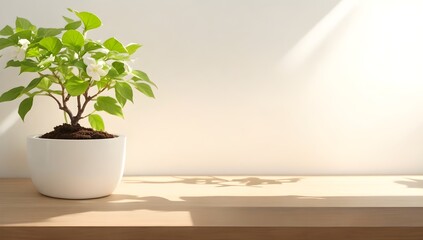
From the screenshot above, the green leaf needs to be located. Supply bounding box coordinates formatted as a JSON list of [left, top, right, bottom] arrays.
[[37, 28, 63, 37], [37, 77, 52, 90], [6, 60, 20, 68], [63, 16, 75, 23], [65, 76, 89, 96], [95, 96, 124, 118], [0, 86, 24, 102], [15, 17, 35, 32], [112, 61, 125, 74], [0, 25, 14, 36], [18, 97, 33, 121], [88, 114, 105, 131], [115, 82, 133, 103], [133, 82, 155, 98], [8, 30, 32, 44], [70, 60, 85, 69], [132, 70, 157, 88], [65, 21, 82, 30], [24, 77, 43, 93], [20, 60, 41, 73], [132, 70, 150, 81], [115, 90, 127, 107], [26, 47, 41, 57], [107, 52, 130, 61], [107, 66, 120, 78], [37, 55, 55, 68], [0, 38, 14, 50], [96, 78, 109, 89], [49, 90, 62, 95], [76, 12, 102, 31], [39, 37, 62, 55], [83, 41, 103, 52], [126, 43, 142, 55], [104, 37, 127, 53], [90, 51, 107, 59], [62, 30, 84, 51]]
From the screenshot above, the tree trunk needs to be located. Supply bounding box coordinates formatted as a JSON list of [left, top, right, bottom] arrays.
[[70, 116, 80, 126]]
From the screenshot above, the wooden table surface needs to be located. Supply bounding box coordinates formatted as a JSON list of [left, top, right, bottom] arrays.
[[2, 176, 423, 239]]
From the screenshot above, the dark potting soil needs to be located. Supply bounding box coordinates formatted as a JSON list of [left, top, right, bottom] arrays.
[[40, 124, 115, 139]]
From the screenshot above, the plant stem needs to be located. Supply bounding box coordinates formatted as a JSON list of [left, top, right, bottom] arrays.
[[71, 83, 110, 125], [81, 110, 96, 119], [64, 111, 68, 124], [50, 70, 75, 125], [44, 71, 111, 126], [77, 95, 82, 113]]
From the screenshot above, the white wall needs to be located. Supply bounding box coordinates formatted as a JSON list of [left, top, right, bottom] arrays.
[[1, 0, 423, 177]]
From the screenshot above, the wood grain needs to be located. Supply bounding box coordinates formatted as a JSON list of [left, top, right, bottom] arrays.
[[2, 227, 423, 240], [2, 176, 423, 239]]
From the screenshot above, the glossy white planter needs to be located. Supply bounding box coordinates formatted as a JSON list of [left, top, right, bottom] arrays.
[[27, 135, 126, 199]]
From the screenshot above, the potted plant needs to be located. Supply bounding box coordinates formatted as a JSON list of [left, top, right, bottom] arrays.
[[0, 9, 156, 199]]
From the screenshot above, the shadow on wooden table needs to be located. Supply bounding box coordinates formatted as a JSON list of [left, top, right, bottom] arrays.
[[3, 177, 423, 226], [124, 176, 301, 187], [4, 193, 423, 226], [395, 178, 423, 189]]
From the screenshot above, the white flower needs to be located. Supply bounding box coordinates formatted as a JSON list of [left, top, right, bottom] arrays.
[[70, 66, 79, 76], [18, 39, 30, 50], [12, 47, 25, 61], [83, 55, 95, 65], [84, 57, 108, 81], [12, 39, 31, 61]]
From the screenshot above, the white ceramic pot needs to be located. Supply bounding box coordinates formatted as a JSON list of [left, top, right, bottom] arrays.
[[27, 135, 126, 199]]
